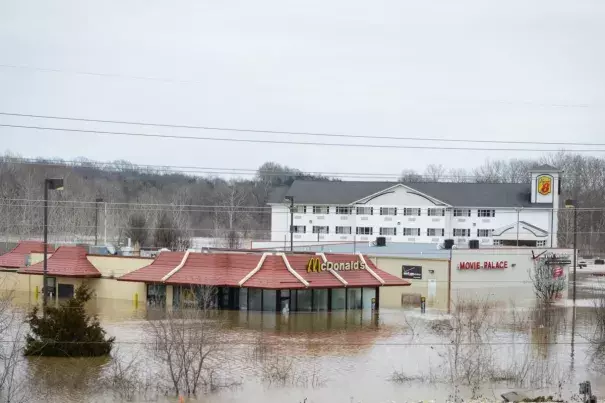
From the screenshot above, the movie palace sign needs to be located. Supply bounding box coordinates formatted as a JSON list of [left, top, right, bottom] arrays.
[[457, 261, 508, 270], [306, 257, 366, 273]]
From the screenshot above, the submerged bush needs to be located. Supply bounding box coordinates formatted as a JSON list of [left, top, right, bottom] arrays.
[[24, 284, 115, 357]]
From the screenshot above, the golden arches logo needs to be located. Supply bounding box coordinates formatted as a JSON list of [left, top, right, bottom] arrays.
[[306, 257, 323, 273], [537, 175, 552, 196]]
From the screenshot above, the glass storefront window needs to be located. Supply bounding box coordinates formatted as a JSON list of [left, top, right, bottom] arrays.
[[296, 289, 312, 312], [249, 288, 262, 311], [331, 288, 346, 310], [263, 290, 277, 312], [239, 288, 248, 310], [347, 288, 362, 310], [313, 289, 328, 311], [362, 287, 376, 310], [147, 284, 166, 307]]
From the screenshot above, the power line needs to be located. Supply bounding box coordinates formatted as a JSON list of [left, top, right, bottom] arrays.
[[0, 111, 603, 146], [2, 123, 605, 153], [3, 200, 605, 212]]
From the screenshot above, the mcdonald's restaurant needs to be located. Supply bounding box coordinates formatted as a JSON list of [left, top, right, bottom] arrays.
[[119, 250, 410, 312]]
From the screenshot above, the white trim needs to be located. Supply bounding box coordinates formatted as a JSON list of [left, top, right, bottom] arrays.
[[357, 252, 385, 285], [316, 252, 348, 287], [239, 252, 272, 287], [161, 250, 191, 282], [352, 183, 450, 207], [277, 253, 310, 287]]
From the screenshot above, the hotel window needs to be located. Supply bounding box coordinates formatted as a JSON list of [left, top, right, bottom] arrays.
[[477, 229, 492, 237], [379, 227, 397, 236], [356, 227, 373, 235], [453, 228, 471, 237], [356, 206, 373, 215], [453, 209, 471, 217], [380, 207, 397, 216], [428, 208, 445, 217], [403, 208, 421, 216], [536, 240, 547, 247], [336, 206, 353, 215], [493, 240, 503, 246], [336, 226, 352, 234], [427, 228, 445, 237], [312, 205, 329, 214], [292, 225, 306, 234], [478, 209, 496, 217], [312, 226, 329, 234], [293, 205, 306, 214], [403, 228, 421, 236]]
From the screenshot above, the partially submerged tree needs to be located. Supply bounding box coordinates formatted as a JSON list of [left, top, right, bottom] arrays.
[[529, 255, 566, 302], [24, 284, 115, 357], [146, 288, 236, 397]]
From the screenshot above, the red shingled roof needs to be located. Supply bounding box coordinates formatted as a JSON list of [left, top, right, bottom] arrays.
[[119, 251, 186, 283], [0, 241, 55, 269], [18, 246, 101, 278], [118, 252, 410, 289]]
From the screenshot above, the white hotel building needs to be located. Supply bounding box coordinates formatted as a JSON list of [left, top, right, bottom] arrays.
[[268, 165, 561, 248]]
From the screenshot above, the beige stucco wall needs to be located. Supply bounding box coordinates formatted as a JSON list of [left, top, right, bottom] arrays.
[[370, 256, 450, 310], [88, 277, 146, 304], [87, 255, 152, 278], [450, 248, 572, 307]]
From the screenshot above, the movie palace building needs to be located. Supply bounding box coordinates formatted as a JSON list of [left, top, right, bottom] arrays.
[[268, 165, 562, 249], [119, 251, 410, 312]]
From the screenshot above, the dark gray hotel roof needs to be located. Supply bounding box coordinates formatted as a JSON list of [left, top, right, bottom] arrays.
[[268, 180, 554, 208]]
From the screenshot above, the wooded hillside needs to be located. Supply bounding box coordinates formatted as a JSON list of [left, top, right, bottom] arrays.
[[0, 152, 603, 253]]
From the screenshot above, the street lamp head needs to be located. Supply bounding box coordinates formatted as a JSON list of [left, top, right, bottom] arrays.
[[564, 199, 575, 209], [284, 196, 294, 203], [46, 178, 64, 191]]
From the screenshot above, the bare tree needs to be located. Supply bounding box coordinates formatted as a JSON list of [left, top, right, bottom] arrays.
[[424, 164, 446, 182], [398, 169, 425, 182], [529, 255, 566, 302], [125, 214, 148, 247], [146, 287, 236, 398], [0, 280, 29, 403]]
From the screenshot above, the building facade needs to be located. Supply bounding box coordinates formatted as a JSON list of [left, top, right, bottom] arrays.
[[268, 165, 561, 249]]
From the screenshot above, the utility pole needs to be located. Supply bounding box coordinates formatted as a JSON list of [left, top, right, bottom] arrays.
[[103, 201, 108, 245], [43, 178, 64, 314], [284, 196, 294, 252], [565, 199, 578, 304], [94, 198, 103, 245]]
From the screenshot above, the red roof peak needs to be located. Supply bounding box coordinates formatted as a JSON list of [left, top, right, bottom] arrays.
[[0, 241, 55, 269]]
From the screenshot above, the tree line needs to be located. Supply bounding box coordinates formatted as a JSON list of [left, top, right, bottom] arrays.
[[0, 152, 603, 253]]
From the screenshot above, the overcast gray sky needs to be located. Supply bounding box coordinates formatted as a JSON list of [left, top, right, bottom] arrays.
[[1, 0, 604, 179]]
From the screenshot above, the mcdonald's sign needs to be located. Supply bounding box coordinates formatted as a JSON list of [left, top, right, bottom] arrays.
[[306, 257, 366, 273]]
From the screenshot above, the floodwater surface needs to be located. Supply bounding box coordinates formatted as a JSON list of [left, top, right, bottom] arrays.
[[11, 273, 605, 403]]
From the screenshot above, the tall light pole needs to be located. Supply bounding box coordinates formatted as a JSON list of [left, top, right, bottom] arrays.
[[284, 196, 294, 252], [565, 199, 578, 304], [94, 198, 103, 245], [43, 178, 64, 311]]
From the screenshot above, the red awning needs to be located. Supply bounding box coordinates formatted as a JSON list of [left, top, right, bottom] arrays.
[[19, 246, 101, 278], [118, 251, 410, 289], [0, 241, 55, 269]]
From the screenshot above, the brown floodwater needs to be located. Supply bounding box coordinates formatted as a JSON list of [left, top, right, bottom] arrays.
[[11, 273, 605, 403]]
